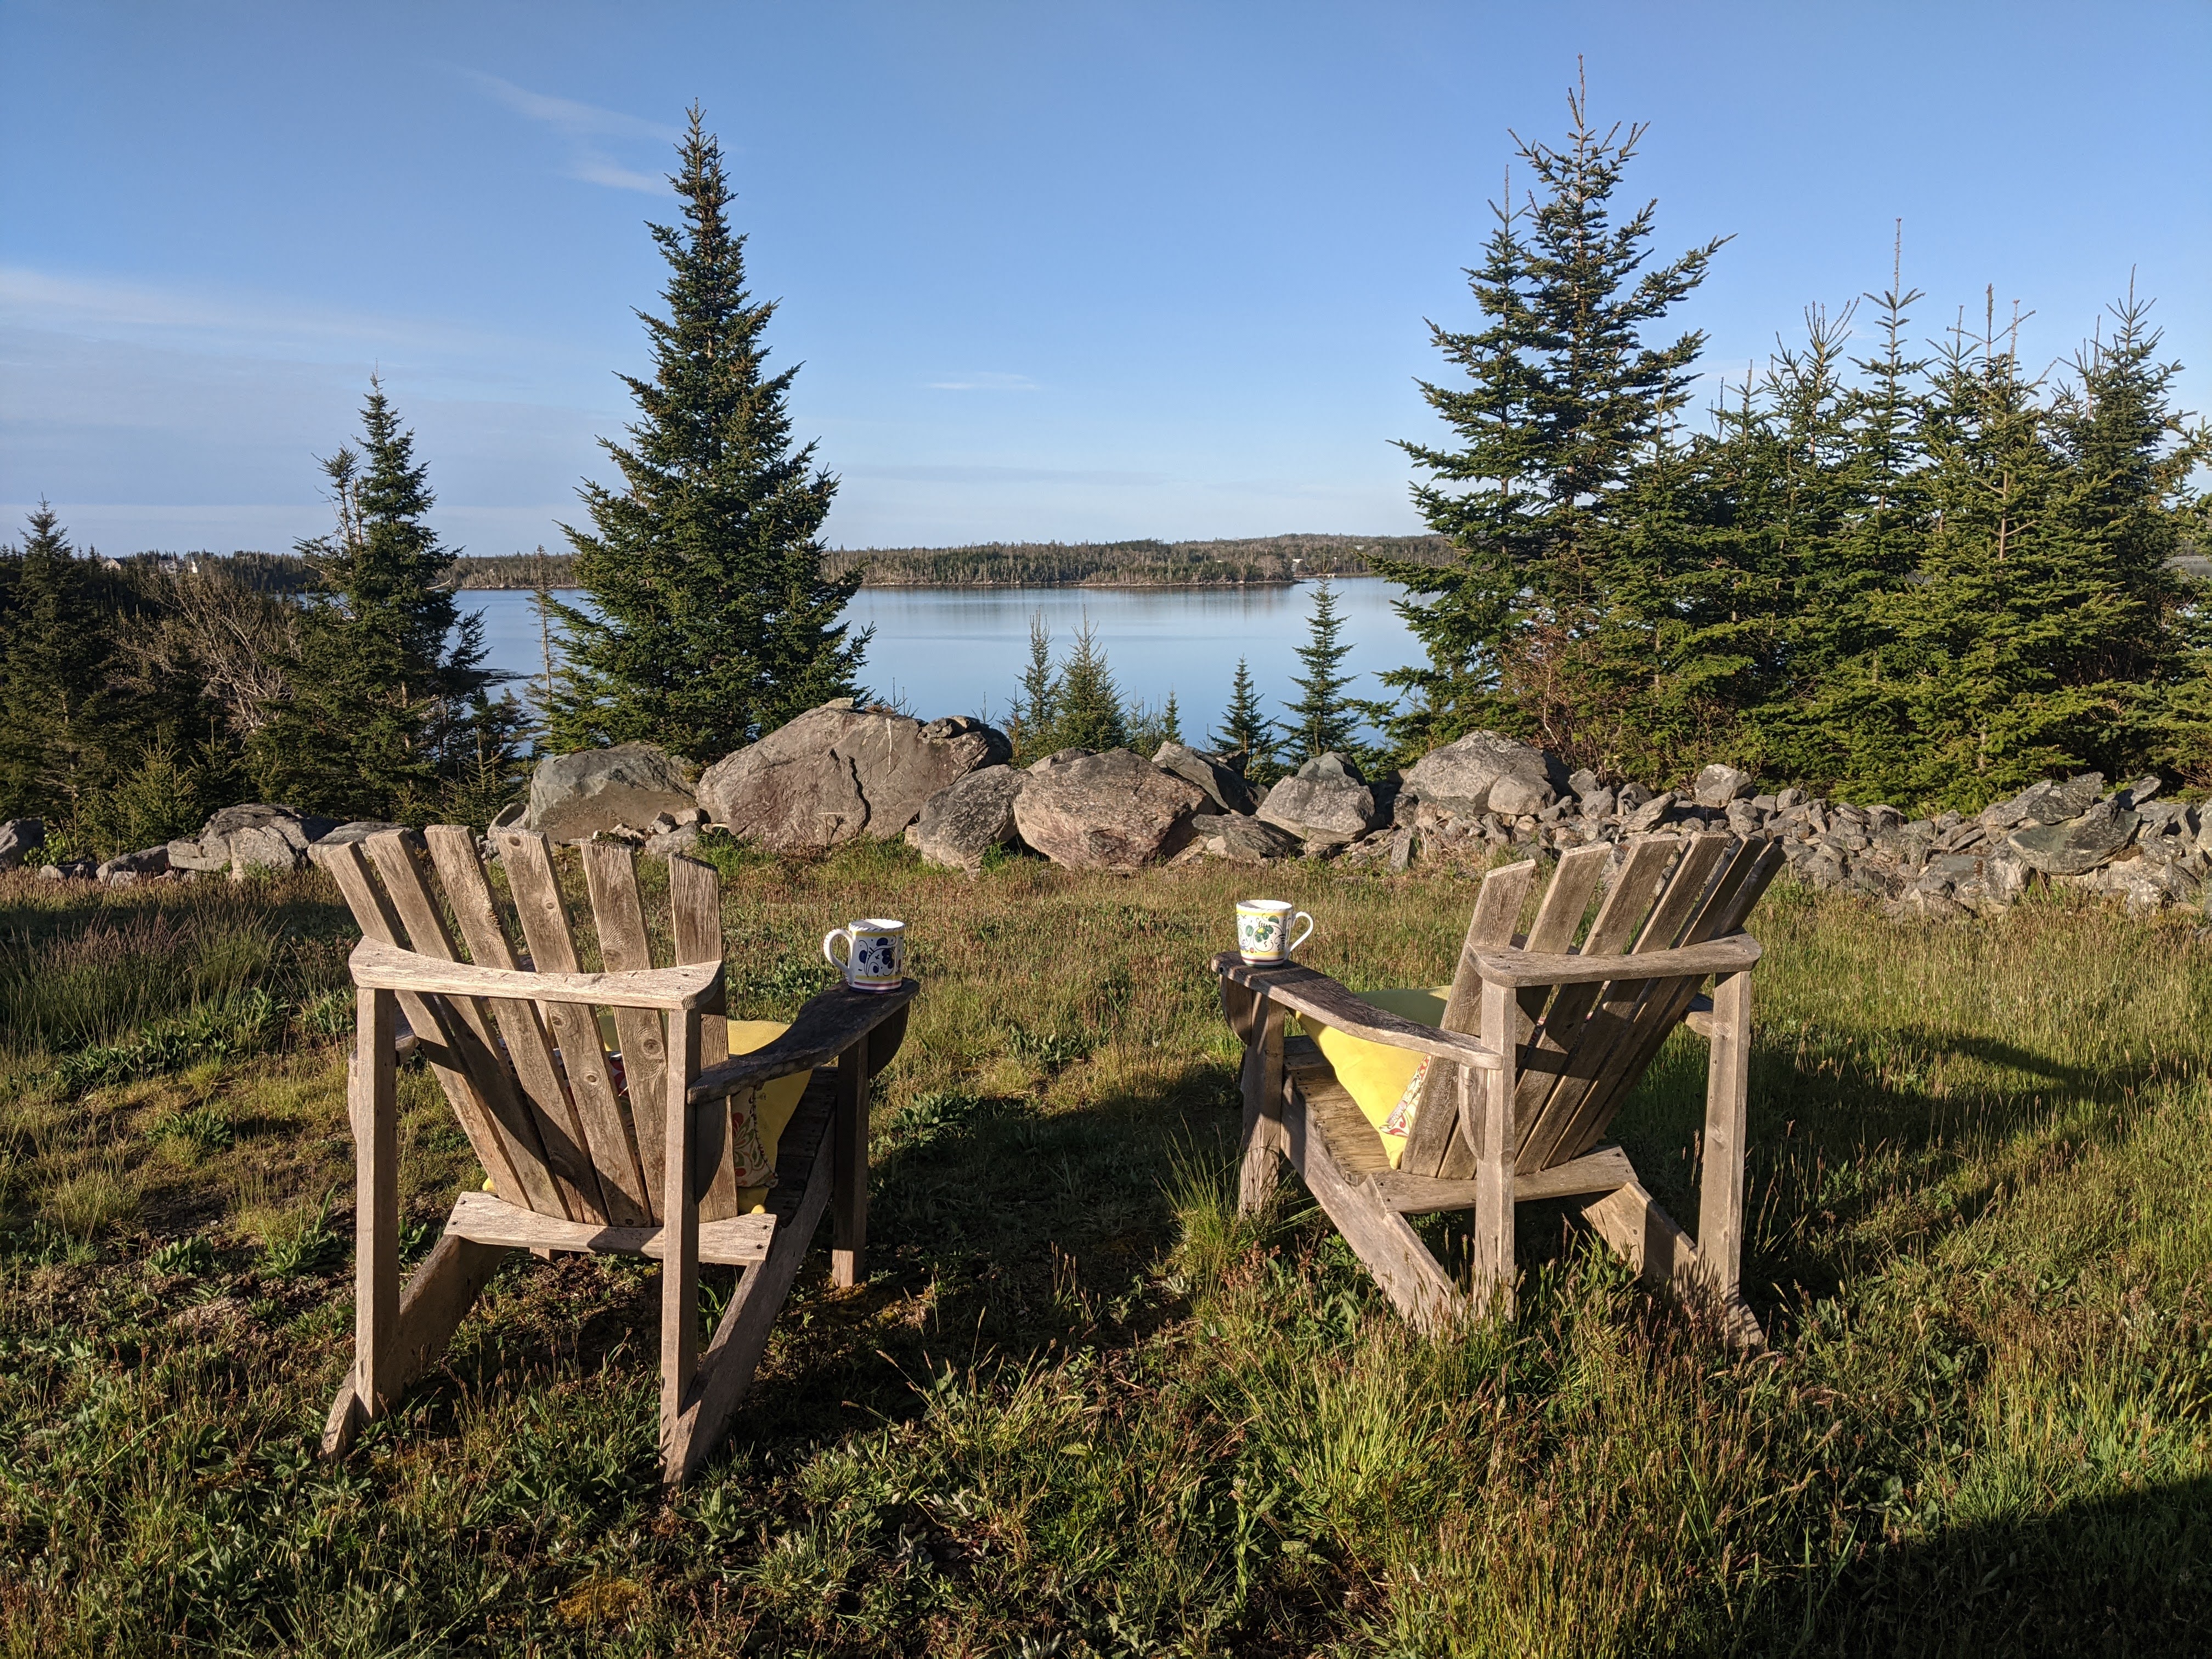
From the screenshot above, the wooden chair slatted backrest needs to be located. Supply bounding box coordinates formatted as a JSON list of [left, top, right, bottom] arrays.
[[313, 826, 741, 1232], [1396, 833, 1784, 1182]]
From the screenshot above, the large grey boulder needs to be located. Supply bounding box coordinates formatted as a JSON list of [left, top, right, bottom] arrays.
[[1401, 731, 1565, 819], [1151, 742, 1257, 815], [527, 743, 695, 844], [907, 765, 1028, 871], [1201, 813, 1306, 865], [0, 818, 43, 872], [697, 702, 1011, 854], [1258, 752, 1383, 846], [1980, 772, 2107, 831], [1691, 763, 1756, 808], [97, 845, 171, 885], [2006, 798, 2140, 876], [1011, 748, 1206, 871], [168, 804, 338, 874]]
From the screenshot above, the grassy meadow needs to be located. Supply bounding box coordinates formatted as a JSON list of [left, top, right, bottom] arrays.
[[2, 843, 2210, 1656]]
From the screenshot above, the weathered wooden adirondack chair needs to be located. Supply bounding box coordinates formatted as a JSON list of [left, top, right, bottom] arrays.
[[1215, 831, 1782, 1347], [310, 825, 916, 1486]]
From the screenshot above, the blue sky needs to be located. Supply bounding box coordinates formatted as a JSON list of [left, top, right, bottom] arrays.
[[3, 1, 2207, 558]]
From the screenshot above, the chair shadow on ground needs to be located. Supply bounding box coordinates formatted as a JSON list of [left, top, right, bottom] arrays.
[[393, 1049, 1246, 1472], [1579, 1018, 2192, 1325], [1782, 1471, 2212, 1658]]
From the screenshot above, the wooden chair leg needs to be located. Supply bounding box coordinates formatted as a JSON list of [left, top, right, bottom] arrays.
[[323, 1229, 509, 1455], [831, 1039, 869, 1289], [1469, 979, 1517, 1317], [1284, 1084, 1461, 1332], [664, 1115, 837, 1486], [1697, 969, 1753, 1302], [1237, 995, 1286, 1215], [659, 1011, 702, 1486], [325, 989, 399, 1457]]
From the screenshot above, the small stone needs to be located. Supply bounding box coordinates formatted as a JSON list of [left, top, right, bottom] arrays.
[[1617, 782, 1653, 813], [1775, 788, 1803, 810], [1691, 764, 1756, 808], [1623, 791, 1677, 834], [1568, 768, 1601, 800], [1581, 786, 1616, 819]]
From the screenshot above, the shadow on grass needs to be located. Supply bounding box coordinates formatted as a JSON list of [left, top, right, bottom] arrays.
[[1789, 1473, 2212, 1657]]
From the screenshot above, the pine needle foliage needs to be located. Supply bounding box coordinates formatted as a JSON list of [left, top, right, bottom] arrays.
[[548, 108, 865, 761], [248, 384, 504, 821], [1210, 658, 1274, 774], [1282, 578, 1389, 769], [1376, 83, 2210, 810], [1371, 69, 1726, 764], [0, 505, 124, 820]]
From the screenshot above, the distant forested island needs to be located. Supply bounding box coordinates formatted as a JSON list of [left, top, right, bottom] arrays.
[[441, 533, 1452, 589]]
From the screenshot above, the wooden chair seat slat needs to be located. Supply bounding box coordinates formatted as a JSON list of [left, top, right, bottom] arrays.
[[1299, 1067, 1392, 1180]]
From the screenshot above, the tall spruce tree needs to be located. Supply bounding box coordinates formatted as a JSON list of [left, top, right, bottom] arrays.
[[549, 108, 865, 760], [250, 383, 500, 820], [1372, 76, 1725, 765]]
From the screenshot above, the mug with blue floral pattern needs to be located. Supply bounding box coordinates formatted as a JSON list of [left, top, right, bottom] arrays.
[[823, 918, 906, 991]]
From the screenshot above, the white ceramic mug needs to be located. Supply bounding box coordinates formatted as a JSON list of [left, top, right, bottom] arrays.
[[1236, 899, 1314, 965], [823, 918, 906, 992]]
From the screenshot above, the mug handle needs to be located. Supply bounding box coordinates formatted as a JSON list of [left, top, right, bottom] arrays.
[[1289, 911, 1316, 955], [822, 927, 852, 970]]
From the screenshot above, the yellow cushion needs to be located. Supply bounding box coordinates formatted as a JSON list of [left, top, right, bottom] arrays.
[[589, 1011, 811, 1214], [1302, 985, 1452, 1170], [726, 1018, 810, 1215]]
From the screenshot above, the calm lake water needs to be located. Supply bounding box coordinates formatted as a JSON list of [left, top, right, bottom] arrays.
[[467, 580, 1421, 737]]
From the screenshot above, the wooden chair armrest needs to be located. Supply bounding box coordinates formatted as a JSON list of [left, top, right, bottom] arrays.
[[1210, 953, 1503, 1070], [688, 979, 921, 1103], [1470, 932, 1760, 990], [349, 937, 726, 1012]]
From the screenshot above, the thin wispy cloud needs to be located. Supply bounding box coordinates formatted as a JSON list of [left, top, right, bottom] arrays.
[[462, 70, 678, 195], [0, 264, 490, 359], [927, 372, 1040, 392]]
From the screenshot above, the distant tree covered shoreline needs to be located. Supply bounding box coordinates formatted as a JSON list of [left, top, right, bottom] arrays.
[[454, 533, 1449, 589], [116, 533, 1455, 591]]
